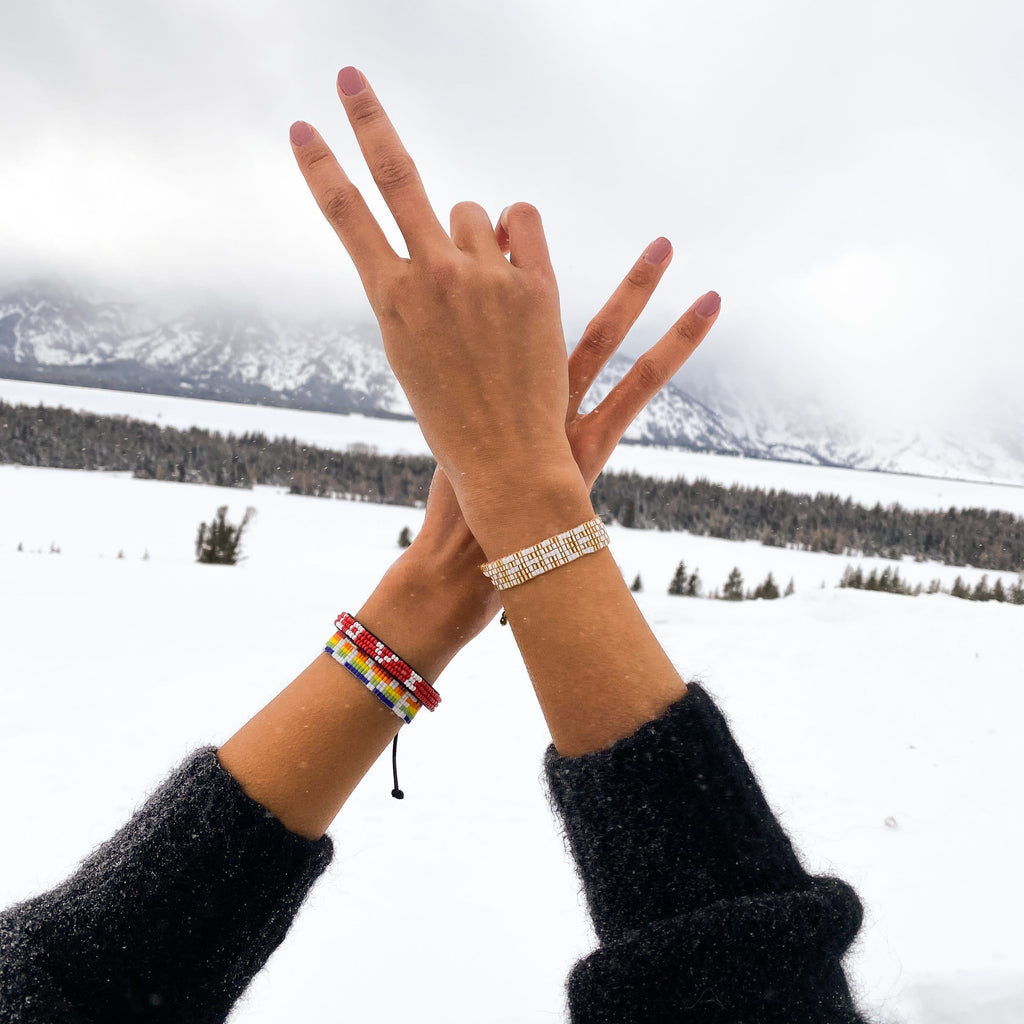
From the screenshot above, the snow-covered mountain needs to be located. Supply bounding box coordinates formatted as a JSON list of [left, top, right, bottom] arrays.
[[2, 280, 1022, 483]]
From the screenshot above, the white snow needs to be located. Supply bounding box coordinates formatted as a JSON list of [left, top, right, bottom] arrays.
[[1, 462, 1022, 1022], [4, 377, 1024, 516]]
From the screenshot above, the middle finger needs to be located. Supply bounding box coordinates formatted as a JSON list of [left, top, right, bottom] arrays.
[[336, 67, 452, 262]]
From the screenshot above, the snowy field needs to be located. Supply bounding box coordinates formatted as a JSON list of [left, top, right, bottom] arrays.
[[1, 462, 1022, 1023], [4, 376, 1024, 516]]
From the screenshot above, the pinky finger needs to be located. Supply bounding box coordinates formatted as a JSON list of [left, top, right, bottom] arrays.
[[588, 291, 721, 445]]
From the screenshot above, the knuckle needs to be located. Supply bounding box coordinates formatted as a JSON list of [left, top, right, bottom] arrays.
[[631, 354, 665, 393], [450, 200, 486, 219], [348, 99, 385, 129], [423, 254, 461, 293], [671, 317, 701, 347], [373, 278, 404, 321], [509, 201, 540, 221], [320, 185, 360, 225], [579, 316, 619, 357], [374, 152, 418, 195], [625, 265, 653, 292]]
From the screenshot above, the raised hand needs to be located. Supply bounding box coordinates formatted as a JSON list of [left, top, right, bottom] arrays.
[[290, 66, 719, 597], [291, 68, 575, 496], [411, 238, 720, 637]]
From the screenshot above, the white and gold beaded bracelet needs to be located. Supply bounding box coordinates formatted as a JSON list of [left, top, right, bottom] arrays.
[[478, 515, 610, 591]]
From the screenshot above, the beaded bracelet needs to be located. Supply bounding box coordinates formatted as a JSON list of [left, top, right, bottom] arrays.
[[479, 515, 610, 591], [334, 612, 441, 711], [324, 631, 423, 725]]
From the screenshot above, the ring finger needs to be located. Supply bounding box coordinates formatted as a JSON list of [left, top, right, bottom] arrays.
[[566, 237, 674, 422]]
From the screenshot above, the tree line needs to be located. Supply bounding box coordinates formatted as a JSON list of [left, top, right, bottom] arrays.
[[2, 399, 1022, 573]]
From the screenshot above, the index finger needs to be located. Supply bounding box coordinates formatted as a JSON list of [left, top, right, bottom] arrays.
[[290, 121, 402, 295], [336, 67, 452, 262]]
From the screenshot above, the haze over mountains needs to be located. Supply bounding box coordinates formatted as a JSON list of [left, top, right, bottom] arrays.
[[2, 280, 1022, 484]]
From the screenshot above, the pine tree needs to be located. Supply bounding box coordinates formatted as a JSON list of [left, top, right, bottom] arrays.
[[951, 576, 971, 600], [630, 573, 643, 592], [992, 578, 1007, 603], [927, 578, 942, 594], [668, 561, 700, 597], [196, 506, 256, 565], [722, 567, 744, 601], [753, 572, 780, 600], [784, 577, 795, 597], [973, 575, 991, 602], [398, 526, 413, 548], [668, 561, 688, 596]]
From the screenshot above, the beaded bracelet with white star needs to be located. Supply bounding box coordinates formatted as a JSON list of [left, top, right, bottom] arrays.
[[478, 515, 610, 591]]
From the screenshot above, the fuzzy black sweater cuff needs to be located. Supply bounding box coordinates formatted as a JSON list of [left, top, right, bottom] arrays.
[[544, 683, 867, 1023], [0, 746, 333, 1023]]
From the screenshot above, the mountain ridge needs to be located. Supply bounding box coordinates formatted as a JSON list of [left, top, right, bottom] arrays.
[[2, 280, 1021, 483]]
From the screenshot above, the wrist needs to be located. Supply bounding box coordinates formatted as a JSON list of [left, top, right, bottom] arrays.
[[356, 544, 501, 683], [455, 461, 595, 564]]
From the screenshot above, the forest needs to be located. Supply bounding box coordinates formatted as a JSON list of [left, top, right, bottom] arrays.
[[2, 399, 1022, 573]]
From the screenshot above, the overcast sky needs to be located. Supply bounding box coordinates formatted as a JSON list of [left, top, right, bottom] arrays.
[[1, 0, 1021, 432]]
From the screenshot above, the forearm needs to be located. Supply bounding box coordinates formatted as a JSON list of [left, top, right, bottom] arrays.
[[216, 526, 499, 840], [456, 459, 687, 758]]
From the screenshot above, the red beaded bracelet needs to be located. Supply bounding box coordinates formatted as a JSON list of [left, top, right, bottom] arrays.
[[334, 612, 442, 712]]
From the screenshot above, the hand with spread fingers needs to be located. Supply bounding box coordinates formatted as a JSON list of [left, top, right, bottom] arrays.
[[407, 239, 723, 641], [289, 66, 720, 535]]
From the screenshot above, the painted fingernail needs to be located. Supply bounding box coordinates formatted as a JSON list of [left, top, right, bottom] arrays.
[[695, 291, 721, 318], [338, 66, 366, 96], [290, 121, 315, 146], [644, 237, 671, 265]]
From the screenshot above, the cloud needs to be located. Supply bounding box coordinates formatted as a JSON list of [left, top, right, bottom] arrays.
[[1, 0, 1021, 431]]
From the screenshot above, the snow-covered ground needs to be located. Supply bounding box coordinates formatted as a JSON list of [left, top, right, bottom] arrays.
[[1, 463, 1022, 1022], [5, 376, 1024, 516]]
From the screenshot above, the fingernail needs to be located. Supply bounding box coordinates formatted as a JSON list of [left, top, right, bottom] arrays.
[[338, 66, 366, 96], [290, 121, 315, 146], [695, 291, 721, 318], [643, 237, 671, 264], [499, 206, 511, 231]]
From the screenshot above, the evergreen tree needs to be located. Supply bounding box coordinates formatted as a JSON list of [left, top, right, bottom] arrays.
[[753, 572, 780, 600], [927, 578, 942, 594], [1011, 576, 1024, 605], [784, 577, 795, 597], [972, 575, 991, 602], [668, 561, 700, 597], [196, 506, 256, 565], [630, 573, 643, 592], [951, 576, 971, 600], [398, 525, 413, 548], [668, 561, 688, 596], [992, 578, 1007, 603], [722, 567, 744, 601]]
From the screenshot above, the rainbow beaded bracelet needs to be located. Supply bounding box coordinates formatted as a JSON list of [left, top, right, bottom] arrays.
[[324, 631, 423, 725]]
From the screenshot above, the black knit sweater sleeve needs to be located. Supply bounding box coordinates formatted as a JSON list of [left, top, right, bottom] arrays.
[[0, 746, 333, 1024], [544, 683, 869, 1024]]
